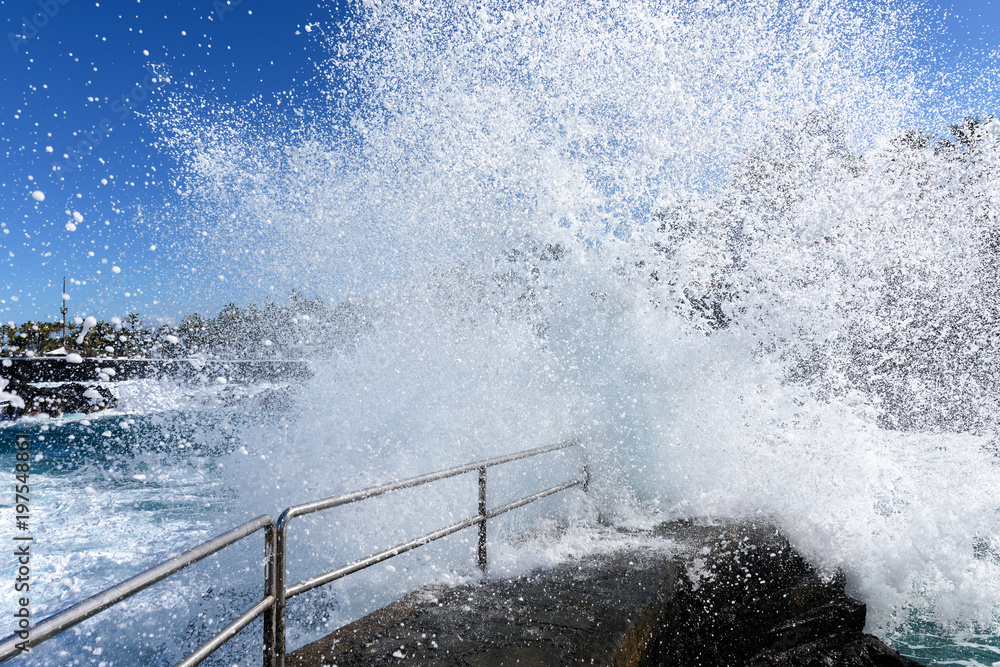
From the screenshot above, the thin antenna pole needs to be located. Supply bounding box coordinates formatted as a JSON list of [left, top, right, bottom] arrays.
[[60, 277, 68, 348]]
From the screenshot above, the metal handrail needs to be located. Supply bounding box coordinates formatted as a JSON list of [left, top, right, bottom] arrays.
[[0, 514, 276, 666], [272, 438, 587, 664], [0, 439, 588, 667]]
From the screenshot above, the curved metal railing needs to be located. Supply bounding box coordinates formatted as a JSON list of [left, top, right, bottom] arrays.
[[0, 439, 588, 667]]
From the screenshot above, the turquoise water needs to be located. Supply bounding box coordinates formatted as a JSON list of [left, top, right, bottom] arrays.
[[0, 410, 255, 665], [0, 394, 581, 664], [895, 619, 1000, 666]]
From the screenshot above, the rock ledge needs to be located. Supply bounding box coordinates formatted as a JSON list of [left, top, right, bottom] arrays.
[[288, 520, 920, 667]]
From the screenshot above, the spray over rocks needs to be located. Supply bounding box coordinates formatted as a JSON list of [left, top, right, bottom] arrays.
[[145, 0, 1000, 654]]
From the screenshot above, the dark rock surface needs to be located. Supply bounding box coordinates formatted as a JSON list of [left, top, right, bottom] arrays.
[[287, 520, 921, 667], [0, 357, 312, 383], [0, 379, 116, 419]]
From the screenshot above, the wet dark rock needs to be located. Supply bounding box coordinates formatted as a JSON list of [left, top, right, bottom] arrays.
[[288, 520, 921, 667], [1, 357, 311, 383], [0, 379, 116, 419], [646, 521, 921, 667]]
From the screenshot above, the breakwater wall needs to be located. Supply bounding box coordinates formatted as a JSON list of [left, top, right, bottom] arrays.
[[0, 357, 313, 383]]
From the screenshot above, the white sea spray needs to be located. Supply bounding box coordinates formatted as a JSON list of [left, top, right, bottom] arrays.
[[147, 0, 1000, 651]]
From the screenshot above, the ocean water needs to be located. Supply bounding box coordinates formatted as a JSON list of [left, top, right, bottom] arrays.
[[1, 390, 997, 665], [0, 387, 593, 665], [5, 0, 1000, 664]]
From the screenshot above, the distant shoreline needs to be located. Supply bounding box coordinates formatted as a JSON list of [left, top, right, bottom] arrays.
[[0, 357, 313, 383]]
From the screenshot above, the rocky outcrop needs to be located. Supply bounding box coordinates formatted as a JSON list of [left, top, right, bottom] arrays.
[[651, 520, 921, 666], [0, 379, 116, 419], [288, 520, 920, 667]]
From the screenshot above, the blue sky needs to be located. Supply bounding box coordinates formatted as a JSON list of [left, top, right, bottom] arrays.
[[0, 0, 347, 325], [0, 0, 997, 325]]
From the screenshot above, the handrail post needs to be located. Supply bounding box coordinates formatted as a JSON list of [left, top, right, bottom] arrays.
[[582, 448, 591, 494], [477, 466, 487, 572], [263, 523, 276, 667], [274, 512, 291, 667]]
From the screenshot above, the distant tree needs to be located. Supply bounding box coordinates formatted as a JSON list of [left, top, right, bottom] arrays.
[[889, 128, 935, 152], [0, 323, 17, 355], [13, 321, 62, 355], [73, 320, 119, 357], [936, 116, 996, 153], [0, 290, 379, 361]]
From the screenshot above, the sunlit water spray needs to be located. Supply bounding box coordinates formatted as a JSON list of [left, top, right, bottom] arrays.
[[4, 0, 1000, 663], [162, 0, 1000, 653]]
